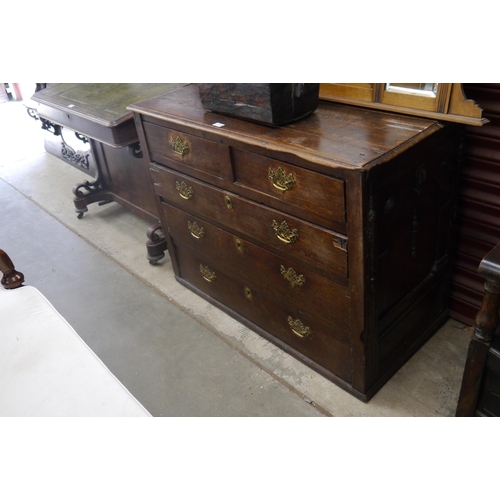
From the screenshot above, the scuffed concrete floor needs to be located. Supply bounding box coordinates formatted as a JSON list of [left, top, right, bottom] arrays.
[[0, 99, 473, 416]]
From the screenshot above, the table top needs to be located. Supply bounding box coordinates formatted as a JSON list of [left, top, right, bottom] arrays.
[[129, 84, 444, 170], [32, 83, 186, 128], [32, 83, 186, 147]]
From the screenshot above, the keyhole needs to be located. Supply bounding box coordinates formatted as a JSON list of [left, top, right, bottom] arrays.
[[235, 238, 244, 253]]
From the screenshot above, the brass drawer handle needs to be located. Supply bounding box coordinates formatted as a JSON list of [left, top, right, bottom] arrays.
[[287, 316, 311, 338], [271, 220, 299, 244], [280, 265, 305, 287], [170, 136, 190, 158], [200, 264, 216, 282], [188, 221, 205, 239], [269, 166, 296, 191], [176, 180, 194, 200]]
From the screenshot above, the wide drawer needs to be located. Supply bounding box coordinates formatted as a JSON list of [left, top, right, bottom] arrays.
[[176, 248, 352, 382], [232, 148, 346, 230], [162, 202, 351, 324], [151, 166, 349, 281], [36, 104, 139, 147], [143, 122, 232, 180]]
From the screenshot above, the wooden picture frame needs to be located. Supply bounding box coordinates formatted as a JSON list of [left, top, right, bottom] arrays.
[[319, 83, 488, 126]]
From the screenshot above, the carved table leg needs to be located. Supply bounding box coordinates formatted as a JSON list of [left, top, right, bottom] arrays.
[[72, 163, 114, 218], [146, 224, 167, 264], [73, 184, 114, 218], [456, 275, 500, 416]]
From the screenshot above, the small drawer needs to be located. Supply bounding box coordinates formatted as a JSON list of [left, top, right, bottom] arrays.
[[151, 167, 348, 282], [162, 202, 351, 323], [232, 148, 346, 230], [176, 249, 352, 383], [143, 122, 231, 179]]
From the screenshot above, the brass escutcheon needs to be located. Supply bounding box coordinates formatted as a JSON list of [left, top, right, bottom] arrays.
[[200, 264, 216, 282], [235, 238, 244, 253], [176, 180, 194, 200], [170, 136, 190, 157], [224, 195, 233, 209], [269, 166, 296, 191], [244, 286, 253, 300], [271, 220, 299, 244], [280, 265, 305, 287], [188, 221, 205, 239], [287, 316, 311, 338]]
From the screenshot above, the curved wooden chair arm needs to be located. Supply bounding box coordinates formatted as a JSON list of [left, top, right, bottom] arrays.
[[0, 249, 25, 290], [456, 241, 500, 416]]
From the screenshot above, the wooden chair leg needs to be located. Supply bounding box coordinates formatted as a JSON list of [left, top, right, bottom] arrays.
[[456, 277, 500, 416], [0, 249, 25, 290]]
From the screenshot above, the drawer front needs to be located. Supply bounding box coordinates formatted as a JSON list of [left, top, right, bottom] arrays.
[[151, 166, 348, 281], [176, 248, 352, 382], [143, 122, 231, 179], [162, 202, 351, 326], [232, 148, 346, 229]]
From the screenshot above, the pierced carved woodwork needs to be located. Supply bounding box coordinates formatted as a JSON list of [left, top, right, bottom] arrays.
[[74, 132, 89, 144], [61, 141, 90, 170], [26, 106, 39, 121], [40, 117, 62, 136]]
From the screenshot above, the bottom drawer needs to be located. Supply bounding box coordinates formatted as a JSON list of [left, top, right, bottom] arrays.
[[175, 247, 352, 383]]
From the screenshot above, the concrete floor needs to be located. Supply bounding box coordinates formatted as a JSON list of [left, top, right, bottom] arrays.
[[0, 99, 474, 416]]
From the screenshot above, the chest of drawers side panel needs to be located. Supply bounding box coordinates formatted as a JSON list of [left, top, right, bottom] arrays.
[[359, 124, 463, 396]]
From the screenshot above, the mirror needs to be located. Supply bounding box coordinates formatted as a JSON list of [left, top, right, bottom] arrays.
[[386, 83, 438, 98], [319, 83, 487, 126]]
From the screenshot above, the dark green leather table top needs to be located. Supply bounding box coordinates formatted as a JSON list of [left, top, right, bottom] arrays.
[[32, 83, 185, 147]]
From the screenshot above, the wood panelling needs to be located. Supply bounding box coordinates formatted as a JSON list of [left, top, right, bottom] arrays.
[[450, 84, 500, 325]]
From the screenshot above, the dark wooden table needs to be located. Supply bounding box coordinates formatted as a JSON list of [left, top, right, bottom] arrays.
[[31, 83, 185, 262]]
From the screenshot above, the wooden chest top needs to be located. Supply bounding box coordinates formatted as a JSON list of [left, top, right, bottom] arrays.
[[129, 84, 443, 170]]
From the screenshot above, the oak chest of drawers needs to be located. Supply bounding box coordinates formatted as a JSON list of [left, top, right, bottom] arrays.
[[130, 84, 463, 401]]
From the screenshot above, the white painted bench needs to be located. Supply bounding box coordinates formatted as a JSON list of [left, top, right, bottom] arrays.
[[0, 249, 151, 417]]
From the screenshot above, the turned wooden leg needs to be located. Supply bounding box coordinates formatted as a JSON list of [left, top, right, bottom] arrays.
[[456, 249, 500, 416], [0, 249, 25, 290]]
